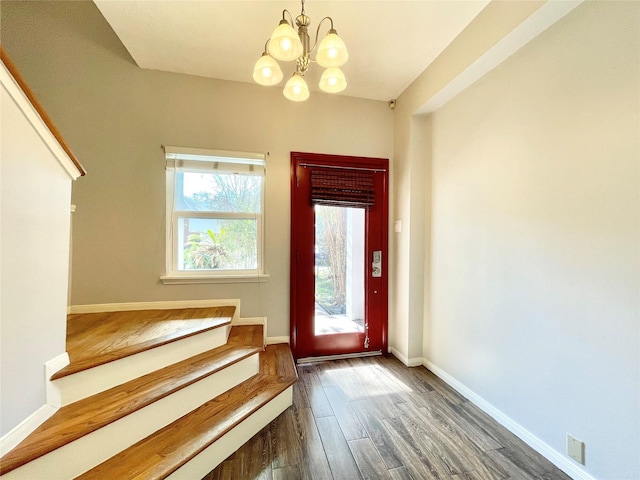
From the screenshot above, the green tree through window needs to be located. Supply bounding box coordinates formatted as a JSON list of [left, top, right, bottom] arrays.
[[165, 146, 265, 277]]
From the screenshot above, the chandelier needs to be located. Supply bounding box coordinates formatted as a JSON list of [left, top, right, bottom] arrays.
[[252, 0, 349, 102]]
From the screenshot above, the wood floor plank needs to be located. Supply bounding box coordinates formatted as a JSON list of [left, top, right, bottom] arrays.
[[353, 362, 409, 418], [450, 471, 499, 480], [209, 424, 272, 480], [491, 441, 556, 478], [315, 362, 340, 388], [206, 355, 572, 480], [408, 391, 502, 453], [413, 367, 468, 405], [355, 358, 411, 401], [395, 412, 466, 477], [372, 356, 433, 394], [299, 366, 334, 418], [382, 415, 452, 479], [292, 407, 333, 480], [395, 401, 507, 479], [316, 416, 362, 480], [210, 455, 243, 480], [292, 375, 311, 410], [455, 403, 556, 476], [348, 437, 393, 479], [270, 408, 305, 470], [485, 449, 539, 480], [388, 465, 417, 480], [351, 398, 404, 470], [242, 428, 273, 480], [540, 468, 574, 480], [272, 465, 306, 480], [323, 385, 368, 441]]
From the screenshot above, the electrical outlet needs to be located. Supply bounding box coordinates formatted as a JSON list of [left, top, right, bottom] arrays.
[[567, 434, 585, 465]]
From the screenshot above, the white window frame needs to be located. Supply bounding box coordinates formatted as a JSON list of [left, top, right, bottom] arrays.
[[161, 146, 268, 284]]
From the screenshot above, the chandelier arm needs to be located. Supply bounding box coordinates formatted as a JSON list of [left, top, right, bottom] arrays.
[[282, 9, 295, 27], [310, 16, 335, 54]]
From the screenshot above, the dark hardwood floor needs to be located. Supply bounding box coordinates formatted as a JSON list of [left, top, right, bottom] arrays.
[[203, 355, 571, 480]]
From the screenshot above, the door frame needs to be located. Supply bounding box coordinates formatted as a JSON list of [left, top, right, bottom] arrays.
[[290, 151, 389, 360]]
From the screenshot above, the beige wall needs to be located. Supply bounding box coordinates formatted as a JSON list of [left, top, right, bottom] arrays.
[[0, 1, 393, 338], [426, 2, 638, 479]]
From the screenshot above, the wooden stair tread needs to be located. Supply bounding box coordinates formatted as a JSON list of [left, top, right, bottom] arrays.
[[75, 344, 296, 480], [0, 325, 262, 476], [53, 306, 235, 379]]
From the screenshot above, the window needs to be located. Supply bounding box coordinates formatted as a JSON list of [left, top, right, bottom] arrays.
[[162, 146, 266, 283]]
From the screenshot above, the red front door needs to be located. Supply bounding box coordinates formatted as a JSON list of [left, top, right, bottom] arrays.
[[290, 152, 388, 360]]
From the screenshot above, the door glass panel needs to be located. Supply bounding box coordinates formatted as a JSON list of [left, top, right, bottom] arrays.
[[314, 205, 365, 336]]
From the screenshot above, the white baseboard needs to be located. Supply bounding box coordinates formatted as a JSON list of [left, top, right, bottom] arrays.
[[45, 352, 70, 407], [389, 347, 423, 367], [232, 317, 265, 326], [266, 336, 289, 345], [0, 404, 58, 456], [45, 352, 70, 379], [422, 358, 595, 480], [68, 299, 241, 322]]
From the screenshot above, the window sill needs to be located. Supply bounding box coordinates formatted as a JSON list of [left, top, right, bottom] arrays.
[[160, 274, 270, 285]]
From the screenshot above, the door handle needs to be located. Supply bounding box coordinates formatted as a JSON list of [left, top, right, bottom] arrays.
[[372, 250, 382, 277]]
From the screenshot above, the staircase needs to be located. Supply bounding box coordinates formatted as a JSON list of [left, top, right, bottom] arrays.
[[0, 305, 296, 479]]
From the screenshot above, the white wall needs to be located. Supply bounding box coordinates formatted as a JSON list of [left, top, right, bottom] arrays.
[[0, 67, 75, 435], [0, 1, 393, 339], [427, 2, 639, 479]]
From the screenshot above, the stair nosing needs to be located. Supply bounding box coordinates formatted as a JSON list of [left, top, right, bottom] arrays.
[[53, 308, 235, 380], [75, 372, 297, 480], [163, 375, 297, 479], [74, 345, 296, 480], [51, 320, 231, 380], [0, 327, 263, 475]]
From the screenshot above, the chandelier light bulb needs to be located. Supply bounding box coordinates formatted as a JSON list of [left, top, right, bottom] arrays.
[[316, 30, 349, 68], [283, 72, 310, 101], [253, 53, 283, 86], [268, 21, 303, 62], [319, 67, 347, 93], [254, 3, 349, 101]]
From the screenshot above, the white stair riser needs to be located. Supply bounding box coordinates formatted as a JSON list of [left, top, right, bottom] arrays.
[[1, 353, 258, 480], [167, 387, 293, 480], [52, 324, 231, 405]]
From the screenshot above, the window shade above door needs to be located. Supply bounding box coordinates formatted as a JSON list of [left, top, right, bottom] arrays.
[[309, 168, 375, 208]]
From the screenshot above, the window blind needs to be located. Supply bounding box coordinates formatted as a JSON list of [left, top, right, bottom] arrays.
[[310, 168, 375, 208], [164, 145, 265, 175]]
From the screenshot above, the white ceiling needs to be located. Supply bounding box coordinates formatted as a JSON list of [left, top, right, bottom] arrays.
[[94, 0, 490, 102]]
